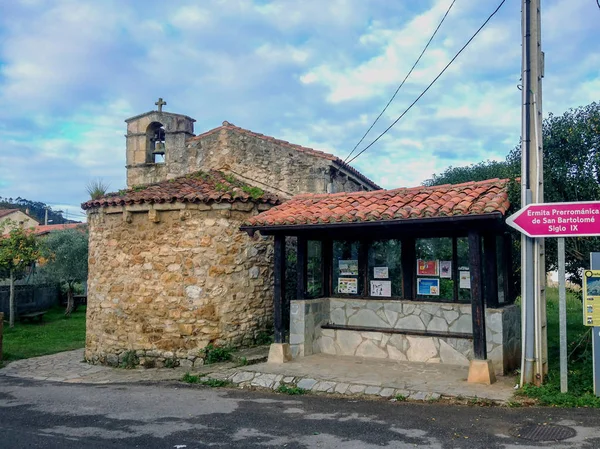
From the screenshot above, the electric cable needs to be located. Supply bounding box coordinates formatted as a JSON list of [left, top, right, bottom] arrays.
[[346, 0, 507, 165], [344, 0, 456, 163]]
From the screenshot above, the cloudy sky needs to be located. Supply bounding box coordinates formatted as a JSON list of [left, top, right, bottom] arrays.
[[0, 0, 598, 221]]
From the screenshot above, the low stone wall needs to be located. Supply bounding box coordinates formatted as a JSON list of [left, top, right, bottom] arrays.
[[289, 298, 329, 358], [85, 201, 274, 368], [290, 298, 521, 375]]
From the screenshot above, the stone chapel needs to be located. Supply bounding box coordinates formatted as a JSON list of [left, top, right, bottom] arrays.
[[82, 101, 379, 367]]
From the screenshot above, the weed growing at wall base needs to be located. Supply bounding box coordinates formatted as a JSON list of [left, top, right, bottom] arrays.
[[203, 344, 232, 364], [181, 373, 230, 387], [276, 384, 306, 395]]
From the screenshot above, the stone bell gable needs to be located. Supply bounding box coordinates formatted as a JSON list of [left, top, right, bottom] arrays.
[[124, 100, 380, 197], [125, 109, 196, 188], [82, 170, 280, 368]]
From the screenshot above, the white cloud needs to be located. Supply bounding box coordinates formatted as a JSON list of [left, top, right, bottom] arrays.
[[0, 0, 597, 214]]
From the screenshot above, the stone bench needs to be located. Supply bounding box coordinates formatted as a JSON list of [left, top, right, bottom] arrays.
[[321, 323, 473, 340]]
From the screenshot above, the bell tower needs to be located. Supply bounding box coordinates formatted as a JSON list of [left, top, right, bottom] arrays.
[[125, 98, 196, 188]]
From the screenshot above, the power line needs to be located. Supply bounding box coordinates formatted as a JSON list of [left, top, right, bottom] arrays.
[[344, 0, 456, 163], [346, 0, 507, 165]]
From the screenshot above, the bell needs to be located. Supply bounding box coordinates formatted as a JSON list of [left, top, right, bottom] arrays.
[[153, 141, 165, 155]]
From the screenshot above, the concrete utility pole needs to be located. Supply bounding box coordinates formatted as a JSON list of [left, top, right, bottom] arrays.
[[520, 0, 546, 387]]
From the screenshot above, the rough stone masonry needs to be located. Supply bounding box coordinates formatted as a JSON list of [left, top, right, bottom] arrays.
[[85, 201, 274, 368]]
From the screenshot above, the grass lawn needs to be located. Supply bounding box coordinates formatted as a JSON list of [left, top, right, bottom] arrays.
[[1, 306, 86, 362], [520, 286, 600, 406]]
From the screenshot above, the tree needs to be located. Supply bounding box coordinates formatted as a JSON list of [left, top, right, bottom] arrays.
[[424, 159, 518, 187], [425, 101, 600, 284], [0, 223, 40, 327], [507, 102, 600, 283], [40, 228, 88, 316]]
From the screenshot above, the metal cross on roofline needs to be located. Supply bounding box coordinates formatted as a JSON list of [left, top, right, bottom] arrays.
[[155, 97, 166, 112]]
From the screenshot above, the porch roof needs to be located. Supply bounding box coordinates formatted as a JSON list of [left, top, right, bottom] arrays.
[[243, 178, 512, 231]]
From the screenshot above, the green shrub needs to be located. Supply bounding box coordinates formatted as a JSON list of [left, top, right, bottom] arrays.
[[164, 357, 177, 368], [86, 179, 110, 200], [181, 373, 230, 387], [203, 344, 232, 364], [277, 384, 306, 395], [255, 330, 273, 346], [119, 350, 139, 369], [182, 372, 200, 383], [199, 378, 231, 387]]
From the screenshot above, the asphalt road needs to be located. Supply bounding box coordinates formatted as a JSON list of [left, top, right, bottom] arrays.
[[2, 376, 600, 448]]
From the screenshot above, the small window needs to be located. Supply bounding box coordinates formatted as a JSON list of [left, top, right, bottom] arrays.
[[333, 240, 361, 295], [368, 240, 402, 297], [306, 240, 323, 298]]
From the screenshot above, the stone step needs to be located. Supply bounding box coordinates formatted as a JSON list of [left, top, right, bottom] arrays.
[[231, 345, 269, 366], [204, 368, 511, 404]]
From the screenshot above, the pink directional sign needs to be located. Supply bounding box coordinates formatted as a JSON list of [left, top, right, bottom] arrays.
[[506, 201, 600, 238]]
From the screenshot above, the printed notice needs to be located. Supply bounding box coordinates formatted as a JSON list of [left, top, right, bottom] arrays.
[[417, 278, 439, 296], [373, 267, 389, 279], [338, 277, 358, 294], [339, 260, 359, 276], [370, 280, 391, 297], [439, 261, 452, 279], [459, 271, 471, 289], [417, 259, 438, 276], [583, 270, 600, 326]]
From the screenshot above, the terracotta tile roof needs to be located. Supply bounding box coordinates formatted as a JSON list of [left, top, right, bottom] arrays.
[[81, 169, 281, 210], [245, 178, 511, 227], [188, 121, 381, 190], [1, 223, 86, 238], [33, 223, 86, 236], [0, 209, 20, 219]]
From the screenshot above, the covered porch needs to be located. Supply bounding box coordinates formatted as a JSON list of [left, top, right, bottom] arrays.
[[242, 178, 521, 384]]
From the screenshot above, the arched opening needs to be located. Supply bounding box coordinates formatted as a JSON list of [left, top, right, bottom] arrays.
[[146, 122, 166, 164]]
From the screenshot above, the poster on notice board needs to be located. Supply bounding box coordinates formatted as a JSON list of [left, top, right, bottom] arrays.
[[417, 259, 438, 276], [338, 277, 358, 294]]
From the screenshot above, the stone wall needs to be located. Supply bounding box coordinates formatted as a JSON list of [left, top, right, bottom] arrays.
[[289, 298, 329, 358], [290, 298, 521, 375], [186, 128, 372, 197], [0, 210, 39, 231], [126, 117, 376, 197], [85, 201, 274, 368]]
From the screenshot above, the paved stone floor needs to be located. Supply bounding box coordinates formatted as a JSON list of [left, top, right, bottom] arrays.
[[0, 349, 235, 384], [1, 349, 516, 403], [207, 354, 517, 403]]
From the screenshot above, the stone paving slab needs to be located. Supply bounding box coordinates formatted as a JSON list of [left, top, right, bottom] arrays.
[[202, 354, 516, 403], [0, 349, 234, 384], [1, 349, 516, 404]]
